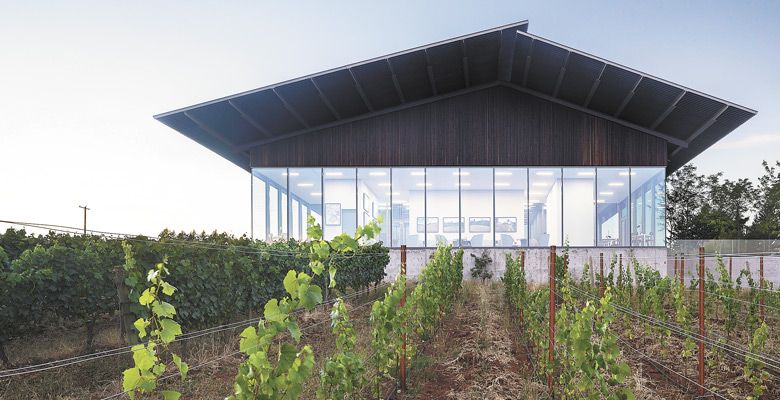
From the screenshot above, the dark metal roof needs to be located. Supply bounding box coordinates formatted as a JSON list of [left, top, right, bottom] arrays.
[[155, 20, 756, 173]]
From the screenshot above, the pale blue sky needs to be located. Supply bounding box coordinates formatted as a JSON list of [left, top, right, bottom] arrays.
[[1, 1, 778, 236]]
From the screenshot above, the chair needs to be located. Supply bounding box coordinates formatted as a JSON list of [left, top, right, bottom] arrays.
[[470, 234, 484, 247]]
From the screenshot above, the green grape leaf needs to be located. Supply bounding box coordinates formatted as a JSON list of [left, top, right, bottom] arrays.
[[152, 301, 176, 318], [161, 390, 181, 400], [172, 354, 188, 381], [159, 319, 182, 344], [138, 289, 155, 306], [133, 318, 147, 339], [160, 281, 176, 296], [298, 284, 322, 309], [264, 299, 285, 322], [283, 270, 298, 297]]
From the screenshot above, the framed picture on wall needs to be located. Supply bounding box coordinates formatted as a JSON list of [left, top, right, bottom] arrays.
[[362, 193, 370, 213], [325, 203, 341, 226], [469, 217, 491, 233], [442, 217, 464, 233], [495, 217, 517, 233], [416, 217, 439, 233]]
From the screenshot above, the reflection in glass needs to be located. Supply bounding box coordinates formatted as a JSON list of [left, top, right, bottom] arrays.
[[596, 168, 630, 246], [461, 168, 493, 247], [425, 168, 459, 247], [494, 168, 528, 247], [631, 167, 665, 246], [323, 168, 356, 240], [392, 168, 425, 247], [563, 168, 595, 246], [529, 168, 562, 246], [251, 173, 267, 241], [288, 168, 322, 241], [357, 168, 391, 245]]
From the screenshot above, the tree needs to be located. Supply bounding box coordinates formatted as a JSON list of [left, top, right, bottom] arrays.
[[748, 161, 780, 240]]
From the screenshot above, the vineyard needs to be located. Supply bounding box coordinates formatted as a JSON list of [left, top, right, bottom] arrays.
[[1, 220, 779, 399]]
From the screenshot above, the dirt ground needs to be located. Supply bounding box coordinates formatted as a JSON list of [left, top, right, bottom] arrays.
[[399, 281, 547, 400]]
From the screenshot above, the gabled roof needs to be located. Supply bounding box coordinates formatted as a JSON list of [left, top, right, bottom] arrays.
[[154, 20, 756, 173]]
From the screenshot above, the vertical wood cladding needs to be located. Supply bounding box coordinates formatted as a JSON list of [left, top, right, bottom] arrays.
[[250, 86, 666, 167]]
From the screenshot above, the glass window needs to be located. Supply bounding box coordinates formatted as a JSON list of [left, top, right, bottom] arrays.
[[425, 168, 460, 247], [631, 167, 665, 246], [494, 168, 528, 247], [563, 168, 596, 246], [596, 168, 630, 246], [461, 168, 493, 247], [529, 168, 562, 247], [288, 168, 322, 241], [357, 168, 391, 245], [254, 168, 287, 241], [323, 168, 356, 240], [392, 168, 425, 247], [251, 172, 267, 241]]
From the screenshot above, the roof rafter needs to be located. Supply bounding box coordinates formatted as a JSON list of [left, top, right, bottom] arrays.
[[461, 40, 470, 87], [348, 68, 374, 112], [521, 39, 535, 86], [310, 78, 341, 120], [227, 99, 273, 138], [272, 88, 309, 128], [615, 76, 643, 117], [584, 63, 607, 107], [496, 30, 517, 81], [183, 111, 240, 152], [386, 59, 406, 103], [552, 51, 571, 97], [423, 49, 438, 95], [650, 90, 686, 130]]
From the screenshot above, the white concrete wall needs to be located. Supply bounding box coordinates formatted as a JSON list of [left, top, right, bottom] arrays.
[[385, 247, 668, 284]]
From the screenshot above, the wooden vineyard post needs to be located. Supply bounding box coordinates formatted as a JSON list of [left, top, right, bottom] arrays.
[[698, 247, 705, 396], [680, 256, 685, 288], [674, 255, 678, 280], [599, 252, 605, 298], [760, 256, 765, 323], [520, 250, 525, 325], [548, 245, 556, 398], [400, 245, 407, 392], [729, 256, 733, 280]]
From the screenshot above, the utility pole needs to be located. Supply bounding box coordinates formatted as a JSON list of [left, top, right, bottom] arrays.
[[79, 205, 90, 235]]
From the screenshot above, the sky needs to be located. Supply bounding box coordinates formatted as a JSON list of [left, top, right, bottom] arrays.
[[1, 0, 778, 237]]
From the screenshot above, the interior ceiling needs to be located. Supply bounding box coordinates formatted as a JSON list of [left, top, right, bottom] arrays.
[[155, 20, 756, 174]]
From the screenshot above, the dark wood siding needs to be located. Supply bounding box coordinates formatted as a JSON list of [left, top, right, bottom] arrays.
[[250, 86, 666, 167]]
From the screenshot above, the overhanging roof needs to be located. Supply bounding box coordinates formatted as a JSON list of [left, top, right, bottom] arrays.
[[154, 20, 757, 173]]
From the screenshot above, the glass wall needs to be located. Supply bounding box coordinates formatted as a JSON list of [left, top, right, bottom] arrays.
[[251, 166, 666, 247], [288, 168, 322, 241], [392, 168, 424, 247], [323, 168, 356, 240], [631, 167, 665, 246], [494, 168, 528, 247], [461, 168, 493, 247], [529, 168, 562, 246], [425, 168, 459, 246], [563, 168, 595, 246], [357, 168, 391, 244], [596, 168, 630, 246]]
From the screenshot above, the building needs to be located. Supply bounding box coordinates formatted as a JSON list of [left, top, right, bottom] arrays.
[[154, 21, 756, 278]]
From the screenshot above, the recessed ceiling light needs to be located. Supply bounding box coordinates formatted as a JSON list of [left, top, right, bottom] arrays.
[[416, 183, 432, 187], [385, 192, 400, 196], [282, 172, 300, 177], [495, 182, 510, 187], [325, 172, 343, 177], [452, 171, 470, 176], [378, 183, 391, 187], [310, 192, 322, 196], [608, 182, 624, 187], [495, 171, 513, 176], [599, 191, 614, 196], [618, 172, 637, 176], [535, 171, 554, 176], [456, 182, 471, 187], [369, 171, 387, 176], [410, 171, 426, 176], [296, 183, 313, 187], [532, 182, 549, 187], [529, 191, 545, 196], [596, 199, 606, 203], [577, 171, 595, 176]]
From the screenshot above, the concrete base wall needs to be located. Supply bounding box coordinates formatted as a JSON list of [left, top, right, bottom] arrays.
[[385, 248, 668, 284]]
